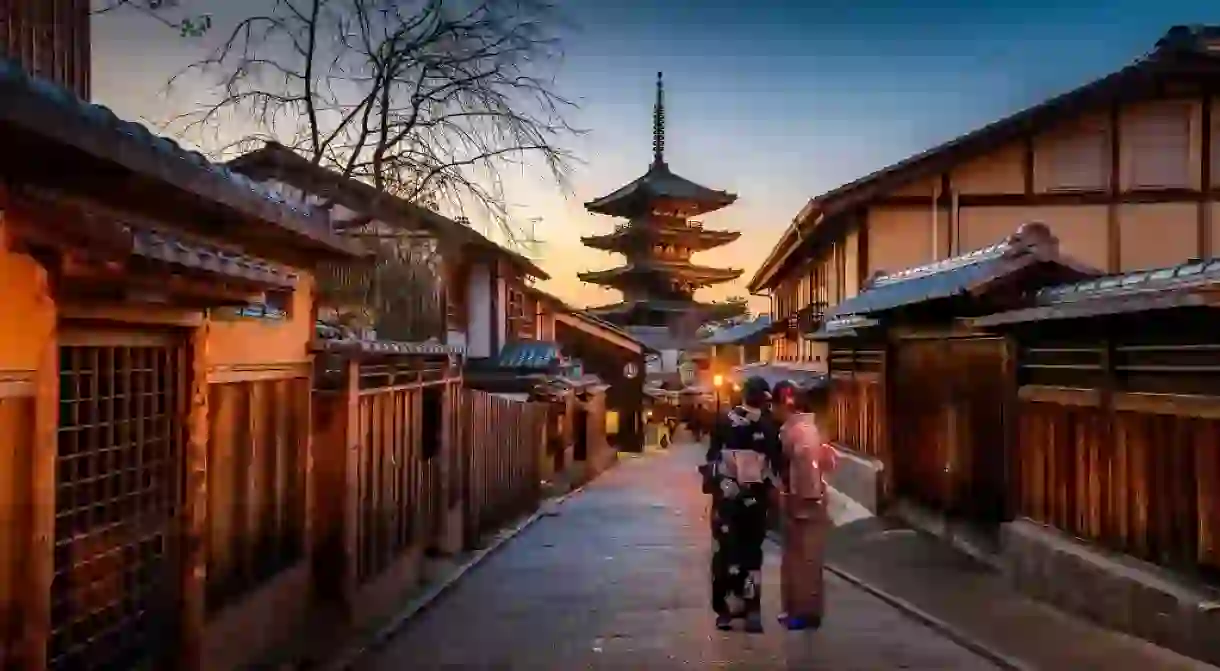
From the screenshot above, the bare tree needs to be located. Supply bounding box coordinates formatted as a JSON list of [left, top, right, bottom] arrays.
[[93, 0, 214, 36], [166, 0, 581, 239]]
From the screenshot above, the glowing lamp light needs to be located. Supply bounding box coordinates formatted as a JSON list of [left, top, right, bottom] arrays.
[[713, 374, 724, 388]]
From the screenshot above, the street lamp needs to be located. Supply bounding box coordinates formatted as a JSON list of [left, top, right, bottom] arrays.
[[712, 373, 724, 414]]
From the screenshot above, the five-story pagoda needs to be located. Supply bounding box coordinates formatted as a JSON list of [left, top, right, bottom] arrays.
[[579, 72, 742, 327]]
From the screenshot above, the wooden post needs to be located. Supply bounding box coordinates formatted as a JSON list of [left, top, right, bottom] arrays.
[[1000, 335, 1020, 522], [342, 358, 360, 602], [23, 291, 56, 671], [179, 320, 210, 670]]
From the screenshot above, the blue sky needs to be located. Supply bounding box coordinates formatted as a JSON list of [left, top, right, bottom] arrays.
[[91, 0, 1216, 311]]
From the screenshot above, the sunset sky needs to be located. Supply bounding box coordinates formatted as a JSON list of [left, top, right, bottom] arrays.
[[91, 0, 1215, 314]]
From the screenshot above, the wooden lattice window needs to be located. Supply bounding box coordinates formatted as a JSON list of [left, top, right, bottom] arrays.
[[507, 286, 531, 340], [51, 331, 187, 670]]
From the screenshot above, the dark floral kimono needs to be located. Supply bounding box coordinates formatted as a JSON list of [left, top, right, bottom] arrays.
[[706, 405, 783, 618]]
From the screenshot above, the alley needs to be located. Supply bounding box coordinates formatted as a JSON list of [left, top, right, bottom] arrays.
[[358, 443, 999, 670]]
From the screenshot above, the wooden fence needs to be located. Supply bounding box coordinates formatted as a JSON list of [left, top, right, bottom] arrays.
[[461, 389, 546, 545], [1016, 336, 1220, 577], [826, 344, 886, 461], [205, 377, 311, 615], [310, 349, 548, 630]]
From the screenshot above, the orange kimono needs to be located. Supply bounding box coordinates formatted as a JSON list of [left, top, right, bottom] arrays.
[[778, 413, 837, 625]]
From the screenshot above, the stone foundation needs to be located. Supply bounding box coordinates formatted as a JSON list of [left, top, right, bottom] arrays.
[[1002, 518, 1220, 665], [825, 444, 885, 513]]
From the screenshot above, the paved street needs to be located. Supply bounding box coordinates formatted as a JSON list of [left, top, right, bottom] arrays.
[[358, 443, 999, 670]]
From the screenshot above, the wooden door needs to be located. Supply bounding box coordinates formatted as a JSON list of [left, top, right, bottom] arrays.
[[892, 339, 955, 511], [51, 328, 187, 670], [892, 336, 1007, 525]]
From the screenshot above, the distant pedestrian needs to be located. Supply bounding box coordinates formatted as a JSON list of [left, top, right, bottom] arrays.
[[702, 375, 783, 633], [771, 380, 838, 631]]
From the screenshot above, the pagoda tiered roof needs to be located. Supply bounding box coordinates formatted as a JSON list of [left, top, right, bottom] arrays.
[[578, 260, 743, 288], [584, 160, 737, 218], [585, 298, 717, 317], [580, 220, 740, 252], [577, 72, 742, 328]]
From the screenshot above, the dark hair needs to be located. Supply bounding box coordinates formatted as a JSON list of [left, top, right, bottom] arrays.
[[800, 384, 830, 414]]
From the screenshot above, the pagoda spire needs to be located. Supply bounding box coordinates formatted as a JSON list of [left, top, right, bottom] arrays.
[[652, 71, 666, 166]]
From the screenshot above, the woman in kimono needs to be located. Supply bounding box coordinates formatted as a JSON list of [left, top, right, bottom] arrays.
[[771, 380, 838, 631], [704, 375, 783, 633]]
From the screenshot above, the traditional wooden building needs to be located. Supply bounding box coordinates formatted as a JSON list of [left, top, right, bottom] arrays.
[[970, 259, 1220, 664], [810, 222, 1220, 662], [228, 142, 549, 359], [0, 32, 364, 671], [580, 73, 742, 328], [810, 223, 1094, 530], [702, 316, 773, 375], [750, 25, 1220, 371], [530, 287, 648, 453]]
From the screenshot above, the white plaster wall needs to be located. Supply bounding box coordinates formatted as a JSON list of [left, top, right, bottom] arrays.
[[467, 263, 492, 358], [496, 273, 507, 355]]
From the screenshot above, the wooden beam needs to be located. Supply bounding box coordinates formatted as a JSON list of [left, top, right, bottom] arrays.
[[179, 321, 210, 670], [0, 370, 33, 399], [58, 303, 204, 328], [22, 299, 55, 670], [1113, 391, 1220, 419], [206, 362, 311, 384], [554, 312, 643, 355], [1017, 385, 1102, 407], [1200, 94, 1213, 257], [1022, 133, 1035, 196], [869, 187, 1210, 209], [1107, 103, 1121, 272]]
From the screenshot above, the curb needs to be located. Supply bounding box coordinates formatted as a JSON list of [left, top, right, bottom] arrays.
[[764, 531, 1032, 671], [319, 479, 597, 671]]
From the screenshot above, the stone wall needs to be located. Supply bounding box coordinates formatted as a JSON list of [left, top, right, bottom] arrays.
[[1002, 519, 1220, 665]]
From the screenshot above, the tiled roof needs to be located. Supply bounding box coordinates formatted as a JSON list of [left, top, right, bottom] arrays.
[[585, 161, 736, 217], [1036, 257, 1220, 304], [972, 257, 1220, 327], [313, 338, 462, 355], [807, 314, 882, 341], [726, 363, 827, 390], [823, 222, 1091, 320], [227, 143, 544, 276], [578, 260, 743, 285], [496, 341, 562, 370], [0, 57, 359, 256], [131, 229, 297, 287], [826, 240, 1013, 319], [313, 321, 462, 355], [702, 316, 773, 345]]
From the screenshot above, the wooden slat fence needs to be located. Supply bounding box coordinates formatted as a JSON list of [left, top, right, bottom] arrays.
[[1017, 336, 1220, 577], [205, 377, 310, 615], [827, 345, 886, 461], [461, 389, 546, 545]]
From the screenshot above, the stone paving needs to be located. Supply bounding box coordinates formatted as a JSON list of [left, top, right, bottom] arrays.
[[358, 443, 998, 670]]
